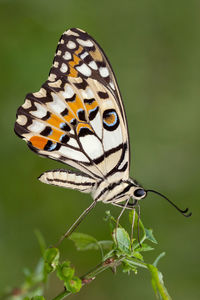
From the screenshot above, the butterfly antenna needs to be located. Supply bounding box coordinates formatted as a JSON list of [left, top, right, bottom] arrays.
[[146, 190, 192, 217]]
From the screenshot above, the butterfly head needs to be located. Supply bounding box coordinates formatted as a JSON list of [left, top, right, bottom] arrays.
[[133, 187, 147, 200]]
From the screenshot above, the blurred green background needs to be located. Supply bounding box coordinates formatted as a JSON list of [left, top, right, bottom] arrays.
[[0, 0, 199, 299]]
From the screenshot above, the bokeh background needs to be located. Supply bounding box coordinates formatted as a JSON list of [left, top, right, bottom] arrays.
[[1, 0, 199, 299]]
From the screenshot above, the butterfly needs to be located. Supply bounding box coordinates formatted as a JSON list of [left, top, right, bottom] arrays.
[[14, 28, 191, 221]]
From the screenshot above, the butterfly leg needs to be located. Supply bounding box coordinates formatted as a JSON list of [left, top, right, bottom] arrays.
[[56, 199, 98, 246], [38, 169, 97, 245], [136, 203, 141, 247], [130, 208, 136, 251], [114, 199, 129, 246]]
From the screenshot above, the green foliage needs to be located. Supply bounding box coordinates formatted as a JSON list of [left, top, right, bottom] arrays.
[[69, 233, 100, 251], [2, 212, 171, 300], [43, 248, 59, 276], [64, 277, 82, 294], [57, 262, 82, 293]]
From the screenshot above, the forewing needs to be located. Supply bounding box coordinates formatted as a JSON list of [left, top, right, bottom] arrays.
[[15, 28, 130, 182], [49, 28, 130, 170]]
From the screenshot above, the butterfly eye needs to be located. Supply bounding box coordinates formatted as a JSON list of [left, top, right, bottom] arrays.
[[133, 188, 146, 199]]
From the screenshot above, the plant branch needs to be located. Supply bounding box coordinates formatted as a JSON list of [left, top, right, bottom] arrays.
[[51, 256, 123, 300]]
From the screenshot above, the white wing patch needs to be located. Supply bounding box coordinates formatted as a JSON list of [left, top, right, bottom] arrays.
[[59, 146, 90, 163], [103, 125, 123, 152], [79, 135, 104, 160]]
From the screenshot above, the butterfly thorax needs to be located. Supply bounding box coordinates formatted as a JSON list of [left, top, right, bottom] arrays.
[[92, 178, 138, 204]]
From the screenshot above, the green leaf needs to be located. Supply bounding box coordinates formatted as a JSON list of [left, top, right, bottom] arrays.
[[135, 243, 154, 252], [43, 248, 59, 274], [122, 260, 137, 274], [104, 211, 118, 232], [132, 252, 143, 261], [65, 276, 82, 293], [23, 258, 45, 287], [124, 258, 147, 269], [34, 230, 46, 255], [113, 228, 131, 255], [153, 252, 166, 267], [57, 261, 74, 281], [98, 240, 113, 250], [128, 210, 146, 244], [32, 297, 46, 300], [147, 264, 171, 300], [145, 228, 157, 244], [69, 233, 99, 251]]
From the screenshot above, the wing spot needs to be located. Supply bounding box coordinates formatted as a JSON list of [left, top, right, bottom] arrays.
[[60, 134, 70, 144], [31, 102, 47, 118], [49, 93, 66, 114], [16, 115, 27, 126], [77, 108, 86, 121], [57, 50, 62, 56], [99, 67, 109, 78], [76, 63, 91, 77], [53, 61, 59, 68], [77, 39, 94, 47], [98, 91, 109, 99], [33, 88, 47, 98], [60, 63, 68, 73], [78, 126, 93, 137], [30, 136, 48, 150], [61, 108, 69, 116], [48, 73, 57, 81], [28, 120, 46, 133], [109, 81, 115, 90], [66, 29, 79, 37], [22, 99, 32, 109], [80, 52, 89, 60], [62, 85, 75, 98], [40, 126, 53, 136], [60, 122, 71, 132], [103, 109, 119, 131], [89, 106, 99, 121], [88, 61, 98, 70], [63, 51, 72, 60], [44, 140, 58, 151], [67, 41, 76, 49], [70, 118, 77, 126]]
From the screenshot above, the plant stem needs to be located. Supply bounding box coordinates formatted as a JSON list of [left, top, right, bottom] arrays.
[[51, 256, 123, 300]]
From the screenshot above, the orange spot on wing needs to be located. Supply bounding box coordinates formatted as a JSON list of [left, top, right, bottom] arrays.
[[63, 110, 76, 123], [105, 113, 115, 125], [47, 114, 63, 128], [75, 46, 83, 55], [85, 100, 98, 113], [68, 53, 81, 77], [69, 66, 78, 77], [67, 95, 85, 121], [76, 123, 93, 135], [30, 136, 48, 150], [48, 129, 63, 142]]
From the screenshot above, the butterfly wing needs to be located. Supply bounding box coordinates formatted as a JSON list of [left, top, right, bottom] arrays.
[[15, 28, 130, 183]]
